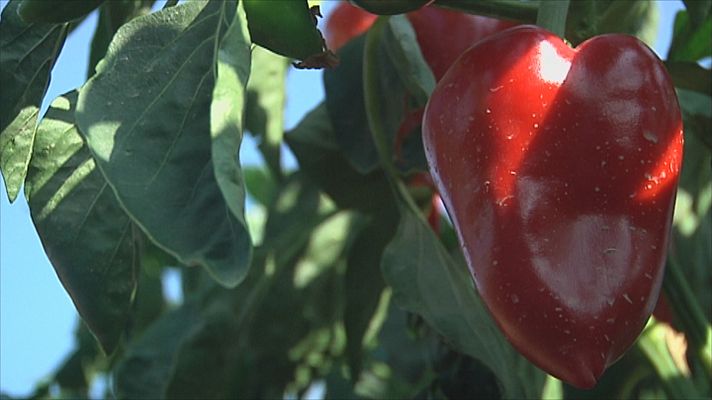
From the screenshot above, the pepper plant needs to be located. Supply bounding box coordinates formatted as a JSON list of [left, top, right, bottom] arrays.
[[0, 0, 710, 398]]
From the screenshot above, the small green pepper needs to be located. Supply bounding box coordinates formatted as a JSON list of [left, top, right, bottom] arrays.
[[17, 0, 106, 24], [349, 0, 432, 15], [244, 0, 337, 69]]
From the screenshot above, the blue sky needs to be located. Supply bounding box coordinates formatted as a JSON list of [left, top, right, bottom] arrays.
[[0, 0, 686, 397]]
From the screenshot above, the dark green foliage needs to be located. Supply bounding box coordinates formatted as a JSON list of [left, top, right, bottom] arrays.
[[0, 0, 709, 399]]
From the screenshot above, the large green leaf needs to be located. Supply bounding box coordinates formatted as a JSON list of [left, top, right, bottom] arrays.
[[210, 0, 254, 276], [114, 302, 204, 399], [323, 35, 378, 174], [87, 0, 155, 77], [673, 89, 712, 321], [381, 209, 546, 398], [164, 302, 237, 399], [54, 350, 89, 397], [245, 46, 289, 179], [286, 103, 392, 213], [24, 91, 137, 354], [130, 248, 168, 332], [677, 89, 712, 149], [682, 0, 711, 28], [665, 62, 712, 96], [668, 10, 712, 62], [243, 166, 277, 207], [343, 208, 398, 380], [0, 0, 67, 202], [115, 251, 262, 399], [383, 15, 435, 106], [76, 0, 252, 288], [324, 31, 423, 175]]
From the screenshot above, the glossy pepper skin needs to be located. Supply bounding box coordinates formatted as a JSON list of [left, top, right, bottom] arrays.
[[423, 26, 683, 388]]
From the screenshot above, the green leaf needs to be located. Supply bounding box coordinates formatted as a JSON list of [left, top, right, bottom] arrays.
[[0, 0, 67, 202], [383, 15, 435, 106], [245, 46, 289, 180], [51, 321, 108, 396], [665, 62, 712, 96], [131, 250, 167, 332], [163, 262, 269, 398], [638, 322, 702, 399], [536, 0, 569, 38], [285, 103, 392, 213], [88, 0, 155, 77], [210, 0, 254, 280], [243, 166, 277, 207], [242, 211, 357, 396], [677, 89, 712, 149], [76, 0, 253, 288], [261, 173, 334, 269], [381, 208, 546, 398], [541, 375, 563, 399], [677, 89, 712, 122], [682, 0, 711, 28], [354, 303, 436, 398], [114, 302, 204, 399], [233, 178, 360, 396], [668, 10, 712, 62], [54, 350, 89, 395], [323, 30, 424, 175], [368, 18, 428, 175], [672, 89, 712, 320], [292, 211, 360, 288], [323, 35, 379, 174], [434, 352, 503, 399], [324, 368, 360, 399], [164, 303, 236, 399], [343, 209, 398, 380], [162, 180, 356, 398], [24, 91, 137, 354]]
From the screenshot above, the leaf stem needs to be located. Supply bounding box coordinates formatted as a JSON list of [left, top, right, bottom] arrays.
[[363, 17, 423, 217], [434, 0, 539, 23], [535, 0, 569, 37], [258, 143, 284, 183]]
